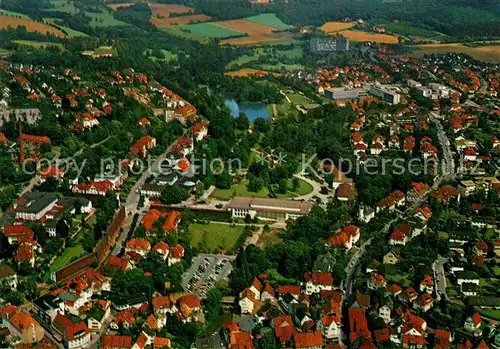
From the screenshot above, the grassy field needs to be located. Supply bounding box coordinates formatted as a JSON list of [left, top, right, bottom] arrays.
[[190, 223, 246, 252], [88, 10, 130, 27], [144, 49, 178, 61], [410, 43, 500, 63], [0, 9, 30, 19], [226, 47, 303, 69], [50, 245, 85, 271], [286, 93, 314, 104], [382, 22, 440, 38], [244, 13, 292, 30], [210, 178, 313, 200], [47, 0, 79, 14], [43, 18, 88, 38], [176, 22, 244, 38], [13, 40, 64, 50], [477, 309, 500, 321]]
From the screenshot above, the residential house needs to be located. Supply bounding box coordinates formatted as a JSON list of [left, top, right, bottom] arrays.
[[168, 244, 184, 266], [383, 251, 401, 265], [464, 313, 482, 332], [125, 239, 151, 257], [379, 305, 392, 324], [367, 272, 387, 290], [293, 330, 323, 349], [413, 293, 433, 312], [401, 311, 426, 348], [52, 312, 91, 349], [101, 335, 133, 349], [272, 315, 294, 345], [328, 225, 360, 251], [434, 329, 452, 349], [303, 272, 334, 295], [0, 305, 44, 345], [0, 264, 17, 289], [419, 275, 434, 293]]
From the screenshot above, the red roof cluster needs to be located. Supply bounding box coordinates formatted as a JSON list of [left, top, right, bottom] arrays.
[[304, 271, 333, 286]]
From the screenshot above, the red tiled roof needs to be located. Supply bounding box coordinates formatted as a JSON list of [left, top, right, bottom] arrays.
[[304, 272, 333, 286], [22, 134, 50, 144], [176, 105, 197, 117], [4, 225, 34, 239], [107, 256, 129, 271], [153, 241, 169, 254], [170, 244, 184, 259], [137, 118, 150, 126], [126, 238, 151, 251], [53, 313, 89, 341], [230, 331, 253, 349], [162, 211, 181, 232], [273, 315, 294, 343], [328, 231, 350, 247], [293, 330, 323, 348], [41, 165, 65, 179], [102, 335, 133, 349], [152, 295, 173, 311], [178, 295, 200, 309], [434, 329, 451, 349], [421, 275, 433, 287], [278, 285, 301, 296], [153, 337, 172, 348], [16, 244, 33, 262], [134, 332, 149, 349], [411, 182, 429, 195], [191, 122, 208, 133], [471, 312, 482, 326], [0, 133, 7, 147]]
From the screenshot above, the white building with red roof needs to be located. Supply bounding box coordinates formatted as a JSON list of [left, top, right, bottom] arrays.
[[125, 239, 151, 257], [303, 271, 334, 295], [167, 244, 184, 266]]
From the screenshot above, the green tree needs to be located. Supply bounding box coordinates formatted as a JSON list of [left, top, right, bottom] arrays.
[[161, 185, 189, 205]]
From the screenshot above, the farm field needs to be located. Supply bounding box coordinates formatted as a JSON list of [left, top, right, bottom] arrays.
[[0, 15, 66, 38], [44, 18, 88, 38], [319, 21, 355, 33], [226, 68, 279, 77], [244, 13, 293, 30], [107, 3, 134, 11], [50, 245, 85, 272], [382, 22, 441, 37], [13, 40, 64, 50], [410, 43, 500, 63], [176, 22, 244, 38], [149, 3, 210, 26], [190, 223, 245, 252], [217, 19, 294, 46], [337, 30, 399, 44]]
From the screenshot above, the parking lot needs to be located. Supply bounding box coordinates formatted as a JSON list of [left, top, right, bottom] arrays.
[[181, 254, 236, 298]]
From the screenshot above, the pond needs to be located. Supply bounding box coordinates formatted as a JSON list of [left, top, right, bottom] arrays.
[[223, 98, 271, 122]]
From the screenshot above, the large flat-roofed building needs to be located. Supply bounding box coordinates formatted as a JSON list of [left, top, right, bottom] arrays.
[[228, 197, 312, 221], [310, 37, 350, 53], [324, 87, 367, 100], [369, 85, 401, 104]]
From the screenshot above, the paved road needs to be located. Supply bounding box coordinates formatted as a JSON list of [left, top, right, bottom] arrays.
[[342, 113, 456, 304], [433, 255, 448, 301]]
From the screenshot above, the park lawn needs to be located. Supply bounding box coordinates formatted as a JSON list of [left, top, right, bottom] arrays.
[[478, 309, 500, 321], [190, 223, 245, 252], [382, 22, 441, 38], [176, 22, 245, 38], [211, 179, 269, 200], [50, 245, 85, 272], [244, 13, 293, 30], [0, 9, 30, 19], [286, 93, 313, 105], [492, 266, 500, 277], [43, 18, 88, 38], [13, 40, 64, 50]]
